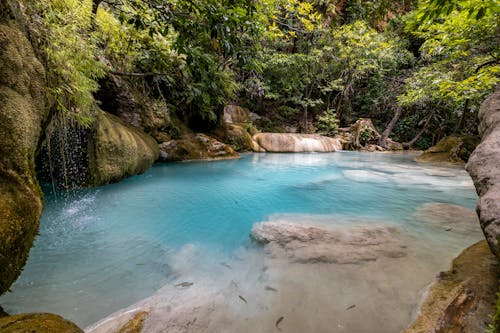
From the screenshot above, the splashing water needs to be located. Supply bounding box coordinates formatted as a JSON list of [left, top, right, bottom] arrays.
[[0, 152, 481, 331]]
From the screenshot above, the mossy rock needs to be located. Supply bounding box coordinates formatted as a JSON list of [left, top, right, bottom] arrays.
[[89, 110, 160, 186], [227, 124, 255, 152], [0, 313, 83, 333], [0, 23, 47, 294], [404, 240, 499, 333], [158, 133, 238, 161], [416, 135, 479, 164]]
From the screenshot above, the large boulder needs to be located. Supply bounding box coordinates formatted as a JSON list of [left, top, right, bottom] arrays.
[[89, 111, 159, 186], [252, 133, 342, 153], [466, 88, 500, 258], [0, 22, 47, 294]]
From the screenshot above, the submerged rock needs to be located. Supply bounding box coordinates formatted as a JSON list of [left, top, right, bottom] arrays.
[[0, 313, 83, 333], [414, 203, 480, 234], [89, 111, 159, 186], [404, 240, 499, 333], [159, 133, 238, 162], [466, 87, 500, 258], [0, 21, 47, 294], [251, 221, 408, 264], [252, 133, 342, 153]]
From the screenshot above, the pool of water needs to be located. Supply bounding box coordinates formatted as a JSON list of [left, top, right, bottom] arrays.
[[0, 152, 482, 331]]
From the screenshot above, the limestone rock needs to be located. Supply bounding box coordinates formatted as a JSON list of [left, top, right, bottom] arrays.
[[89, 110, 159, 186], [223, 105, 260, 124], [417, 135, 479, 164], [404, 240, 499, 333], [159, 134, 238, 162], [0, 23, 47, 294], [466, 87, 500, 258], [252, 133, 342, 153], [251, 221, 408, 264], [0, 313, 83, 333]]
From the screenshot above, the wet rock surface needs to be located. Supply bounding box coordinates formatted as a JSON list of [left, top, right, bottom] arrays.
[[252, 133, 342, 153], [251, 221, 408, 264], [404, 240, 499, 333]]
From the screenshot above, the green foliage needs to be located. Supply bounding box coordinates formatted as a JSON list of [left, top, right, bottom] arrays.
[[399, 0, 499, 135], [359, 126, 374, 144], [27, 0, 106, 126], [316, 109, 339, 136]]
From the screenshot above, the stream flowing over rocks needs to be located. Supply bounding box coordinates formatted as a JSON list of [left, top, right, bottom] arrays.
[[252, 133, 342, 152]]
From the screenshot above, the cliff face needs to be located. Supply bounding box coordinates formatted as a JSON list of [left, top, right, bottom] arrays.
[[0, 15, 48, 294], [466, 87, 500, 258]]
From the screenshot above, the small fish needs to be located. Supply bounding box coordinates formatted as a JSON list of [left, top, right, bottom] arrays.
[[445, 228, 452, 231], [238, 295, 248, 303], [265, 286, 278, 292], [220, 262, 232, 269], [346, 304, 356, 310], [175, 282, 193, 288], [275, 316, 284, 330]]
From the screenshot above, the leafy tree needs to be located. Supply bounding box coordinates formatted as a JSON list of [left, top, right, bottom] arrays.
[[398, 0, 499, 145]]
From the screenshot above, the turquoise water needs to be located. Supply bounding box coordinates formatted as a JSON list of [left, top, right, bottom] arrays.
[[0, 152, 480, 328]]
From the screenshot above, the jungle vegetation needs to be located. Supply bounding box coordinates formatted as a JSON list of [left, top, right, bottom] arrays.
[[20, 0, 500, 148]]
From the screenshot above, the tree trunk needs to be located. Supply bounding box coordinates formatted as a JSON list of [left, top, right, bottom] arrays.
[[404, 113, 432, 148], [379, 106, 403, 148], [455, 99, 470, 133]]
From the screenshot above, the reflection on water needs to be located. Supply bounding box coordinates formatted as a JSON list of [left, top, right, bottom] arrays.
[[0, 152, 481, 331]]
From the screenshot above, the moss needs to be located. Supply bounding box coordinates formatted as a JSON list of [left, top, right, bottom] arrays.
[[0, 313, 83, 333]]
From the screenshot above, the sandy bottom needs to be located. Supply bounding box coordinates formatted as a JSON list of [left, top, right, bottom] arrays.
[[86, 206, 481, 333]]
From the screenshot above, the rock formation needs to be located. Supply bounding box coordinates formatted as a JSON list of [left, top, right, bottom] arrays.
[[404, 240, 499, 333], [89, 110, 159, 185], [252, 133, 342, 153], [159, 133, 238, 161], [416, 135, 479, 164], [466, 87, 500, 258], [0, 20, 47, 295]]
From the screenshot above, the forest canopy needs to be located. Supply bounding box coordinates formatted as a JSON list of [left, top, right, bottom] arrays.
[[22, 0, 500, 148]]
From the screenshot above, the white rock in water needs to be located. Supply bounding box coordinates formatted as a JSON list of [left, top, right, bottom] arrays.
[[252, 133, 342, 153], [251, 221, 408, 264]]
